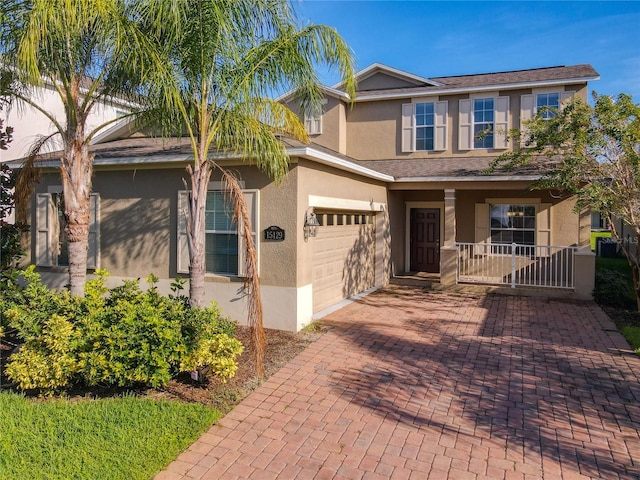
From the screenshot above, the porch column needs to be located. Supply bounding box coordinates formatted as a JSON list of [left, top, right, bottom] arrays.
[[440, 189, 457, 286], [574, 246, 595, 300]]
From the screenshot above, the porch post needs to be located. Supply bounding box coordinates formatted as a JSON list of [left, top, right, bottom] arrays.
[[440, 189, 457, 286], [574, 246, 595, 300]]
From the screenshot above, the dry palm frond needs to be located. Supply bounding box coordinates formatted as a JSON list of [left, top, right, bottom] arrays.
[[221, 167, 266, 378], [14, 134, 56, 224]]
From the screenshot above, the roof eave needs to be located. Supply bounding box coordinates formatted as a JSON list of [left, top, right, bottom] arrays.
[[393, 175, 542, 183], [275, 85, 351, 103], [287, 147, 394, 182]]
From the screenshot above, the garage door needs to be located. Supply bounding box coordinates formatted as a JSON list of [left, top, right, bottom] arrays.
[[312, 212, 376, 313]]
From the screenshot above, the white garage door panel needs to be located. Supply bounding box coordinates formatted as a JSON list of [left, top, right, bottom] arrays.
[[312, 214, 375, 313]]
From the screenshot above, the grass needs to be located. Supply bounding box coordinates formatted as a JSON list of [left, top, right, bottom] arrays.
[[620, 326, 640, 354], [0, 392, 220, 480]]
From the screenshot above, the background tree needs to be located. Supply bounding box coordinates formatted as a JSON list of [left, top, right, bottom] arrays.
[[0, 67, 26, 271], [490, 93, 640, 310], [0, 0, 170, 294], [142, 0, 355, 375]]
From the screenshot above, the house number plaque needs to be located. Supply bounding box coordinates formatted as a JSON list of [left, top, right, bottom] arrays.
[[264, 226, 285, 241]]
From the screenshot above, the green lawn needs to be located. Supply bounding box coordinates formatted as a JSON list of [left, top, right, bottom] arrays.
[[0, 392, 220, 480], [595, 256, 640, 354]]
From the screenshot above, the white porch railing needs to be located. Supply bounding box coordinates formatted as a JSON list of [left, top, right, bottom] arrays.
[[456, 242, 577, 289]]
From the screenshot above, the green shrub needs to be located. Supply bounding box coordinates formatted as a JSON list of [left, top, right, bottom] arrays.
[[593, 268, 636, 309], [5, 315, 81, 391], [2, 269, 244, 392]]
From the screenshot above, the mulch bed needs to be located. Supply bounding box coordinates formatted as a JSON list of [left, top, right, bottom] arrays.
[[149, 325, 327, 409]]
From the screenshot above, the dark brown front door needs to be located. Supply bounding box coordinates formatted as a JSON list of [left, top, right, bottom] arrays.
[[410, 208, 440, 272]]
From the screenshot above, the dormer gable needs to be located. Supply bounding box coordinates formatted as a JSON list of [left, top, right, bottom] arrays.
[[333, 63, 442, 93]]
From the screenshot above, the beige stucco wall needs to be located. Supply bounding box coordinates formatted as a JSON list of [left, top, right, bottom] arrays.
[[312, 96, 347, 154], [28, 160, 389, 330], [30, 163, 299, 285], [357, 73, 420, 91], [344, 83, 589, 161], [283, 95, 347, 155], [294, 158, 389, 288]]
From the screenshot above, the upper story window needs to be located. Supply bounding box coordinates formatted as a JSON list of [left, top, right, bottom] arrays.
[[521, 91, 575, 133], [473, 98, 494, 149], [415, 103, 435, 151], [304, 111, 322, 135], [459, 96, 509, 150], [536, 93, 560, 119], [401, 101, 448, 152]]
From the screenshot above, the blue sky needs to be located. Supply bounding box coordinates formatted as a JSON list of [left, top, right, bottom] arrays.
[[294, 1, 640, 99]]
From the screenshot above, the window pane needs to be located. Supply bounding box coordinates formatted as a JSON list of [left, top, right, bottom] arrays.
[[416, 126, 434, 150], [490, 204, 536, 247], [206, 233, 238, 275], [205, 191, 239, 274], [537, 93, 559, 119], [474, 124, 493, 149], [415, 102, 434, 127], [206, 191, 236, 231]]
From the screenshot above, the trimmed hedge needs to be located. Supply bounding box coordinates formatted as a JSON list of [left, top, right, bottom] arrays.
[[2, 268, 243, 393]]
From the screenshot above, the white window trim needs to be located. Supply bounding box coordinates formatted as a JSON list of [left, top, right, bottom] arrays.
[[401, 99, 448, 152], [475, 198, 551, 247], [177, 189, 259, 277], [520, 89, 575, 144], [459, 94, 509, 150], [304, 112, 322, 135], [304, 99, 326, 136], [488, 203, 537, 246]]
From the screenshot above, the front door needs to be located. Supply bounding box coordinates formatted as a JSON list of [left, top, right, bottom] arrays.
[[410, 208, 440, 272]]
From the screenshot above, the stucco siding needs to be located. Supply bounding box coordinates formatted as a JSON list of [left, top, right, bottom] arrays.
[[295, 158, 389, 288]]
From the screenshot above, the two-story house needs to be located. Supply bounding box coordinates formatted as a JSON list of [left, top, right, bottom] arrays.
[[19, 63, 599, 331]]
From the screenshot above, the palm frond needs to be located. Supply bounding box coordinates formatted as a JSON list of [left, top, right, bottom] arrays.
[[221, 168, 265, 378]]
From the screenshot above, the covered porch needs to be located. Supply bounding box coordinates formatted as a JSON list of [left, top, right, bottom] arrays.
[[388, 183, 595, 299]]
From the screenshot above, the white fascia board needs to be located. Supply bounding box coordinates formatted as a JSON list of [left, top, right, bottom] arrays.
[[308, 195, 386, 212], [287, 146, 394, 182], [90, 116, 138, 144], [275, 85, 351, 103], [354, 76, 600, 103], [393, 175, 541, 182]]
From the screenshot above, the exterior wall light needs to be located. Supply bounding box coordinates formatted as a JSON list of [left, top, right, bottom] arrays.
[[304, 209, 320, 240]]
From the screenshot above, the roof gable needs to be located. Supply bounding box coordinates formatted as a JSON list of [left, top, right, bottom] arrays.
[[333, 63, 441, 93]]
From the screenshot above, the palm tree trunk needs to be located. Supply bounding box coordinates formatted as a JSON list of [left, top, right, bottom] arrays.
[[187, 161, 213, 308], [61, 136, 92, 296]]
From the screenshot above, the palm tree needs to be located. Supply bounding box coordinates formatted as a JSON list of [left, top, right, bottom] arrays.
[[143, 0, 355, 308], [0, 0, 170, 295], [141, 0, 355, 375]]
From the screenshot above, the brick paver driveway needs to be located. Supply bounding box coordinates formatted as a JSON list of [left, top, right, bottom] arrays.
[[157, 287, 640, 480]]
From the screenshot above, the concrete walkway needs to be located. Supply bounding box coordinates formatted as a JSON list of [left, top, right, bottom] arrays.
[[156, 286, 640, 480]]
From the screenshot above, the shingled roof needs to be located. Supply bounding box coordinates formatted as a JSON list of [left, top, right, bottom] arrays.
[[354, 64, 599, 99]]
